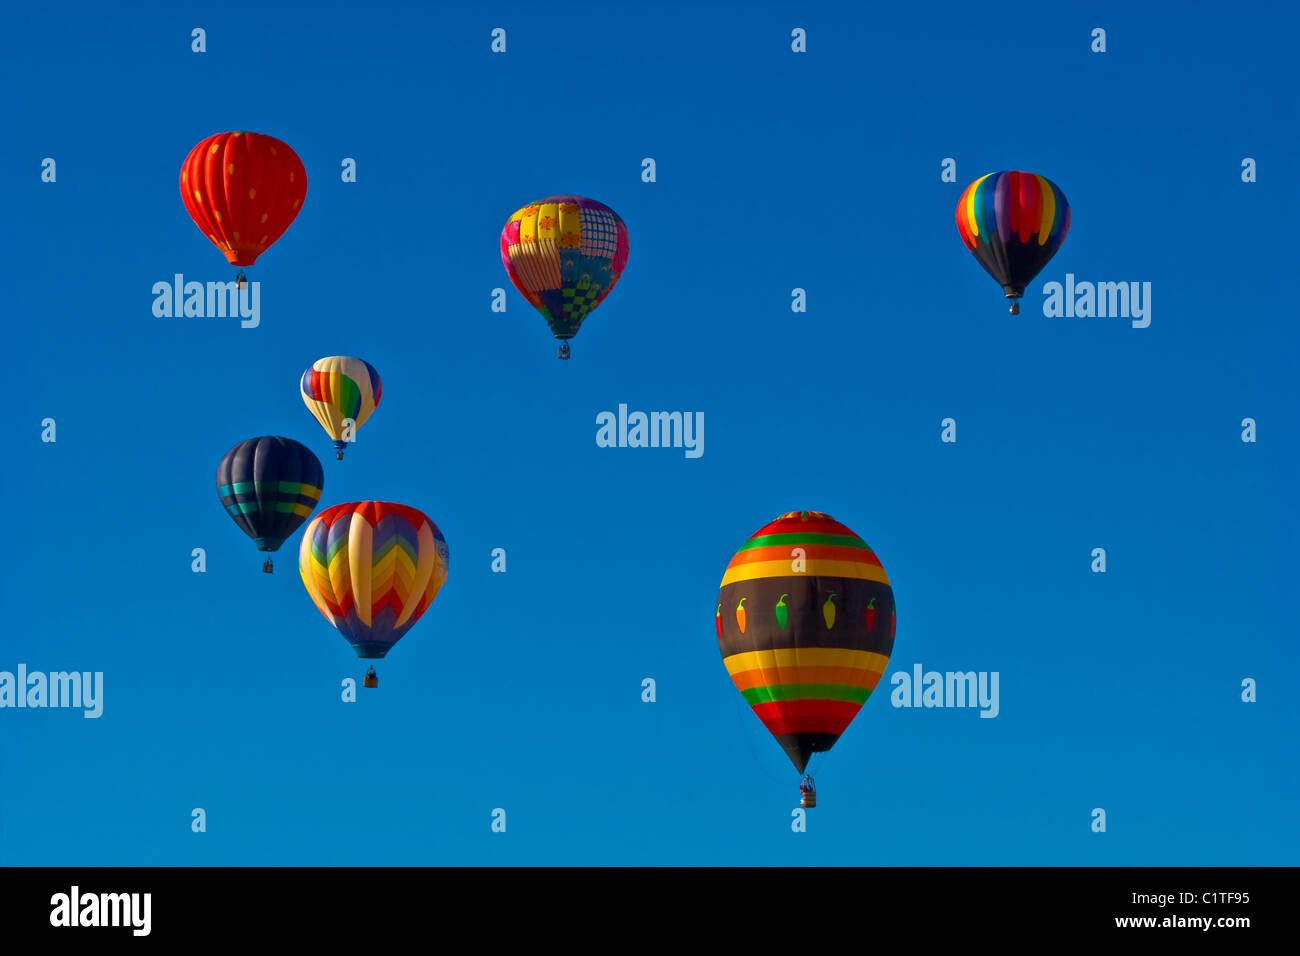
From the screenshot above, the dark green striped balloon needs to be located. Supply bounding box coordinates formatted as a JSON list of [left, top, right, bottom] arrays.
[[216, 436, 324, 554]]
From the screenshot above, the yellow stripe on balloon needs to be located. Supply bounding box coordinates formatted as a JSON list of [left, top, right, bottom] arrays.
[[298, 533, 333, 619], [535, 203, 559, 241], [722, 647, 890, 675], [557, 202, 582, 246], [347, 518, 373, 627], [1037, 175, 1055, 245], [964, 173, 991, 238], [518, 207, 537, 242], [720, 559, 890, 587]]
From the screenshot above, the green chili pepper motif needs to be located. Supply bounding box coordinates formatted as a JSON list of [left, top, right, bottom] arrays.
[[775, 594, 789, 630]]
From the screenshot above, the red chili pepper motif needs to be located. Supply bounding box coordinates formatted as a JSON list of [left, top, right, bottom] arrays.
[[865, 597, 877, 632], [715, 602, 723, 639]]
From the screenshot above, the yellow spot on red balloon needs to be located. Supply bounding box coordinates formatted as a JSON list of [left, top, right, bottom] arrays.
[[289, 172, 295, 183], [248, 188, 256, 200], [292, 199, 300, 209], [233, 231, 241, 241], [269, 146, 277, 155], [227, 163, 235, 175], [260, 213, 268, 223], [259, 235, 268, 245], [194, 190, 203, 202], [214, 211, 222, 223], [209, 143, 219, 155]]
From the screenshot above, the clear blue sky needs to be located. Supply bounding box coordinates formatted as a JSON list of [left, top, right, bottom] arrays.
[[1, 0, 1296, 865]]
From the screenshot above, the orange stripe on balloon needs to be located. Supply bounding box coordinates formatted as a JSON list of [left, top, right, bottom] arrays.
[[726, 544, 882, 568]]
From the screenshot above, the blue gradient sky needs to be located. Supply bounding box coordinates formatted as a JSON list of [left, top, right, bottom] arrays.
[[1, 0, 1296, 865]]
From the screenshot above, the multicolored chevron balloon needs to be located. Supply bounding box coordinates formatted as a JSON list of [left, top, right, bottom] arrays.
[[299, 501, 449, 660], [716, 511, 896, 775], [500, 195, 629, 355]]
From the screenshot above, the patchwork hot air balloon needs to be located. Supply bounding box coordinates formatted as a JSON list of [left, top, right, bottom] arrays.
[[180, 131, 307, 286], [500, 195, 629, 359], [716, 511, 896, 804], [216, 436, 324, 573], [956, 170, 1070, 314], [299, 501, 449, 681], [300, 356, 383, 460]]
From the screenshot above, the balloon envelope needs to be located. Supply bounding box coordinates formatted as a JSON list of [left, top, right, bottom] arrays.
[[216, 436, 324, 552], [299, 501, 449, 659], [956, 170, 1070, 299], [300, 356, 383, 455], [716, 511, 895, 774], [500, 195, 629, 341], [181, 131, 307, 267]]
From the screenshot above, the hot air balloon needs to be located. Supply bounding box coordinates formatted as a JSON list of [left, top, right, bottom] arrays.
[[299, 501, 449, 684], [216, 437, 324, 573], [956, 171, 1070, 314], [300, 356, 383, 460], [500, 195, 629, 359], [716, 511, 896, 805], [180, 131, 307, 288]]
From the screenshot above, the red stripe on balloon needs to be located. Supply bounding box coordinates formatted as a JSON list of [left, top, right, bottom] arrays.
[[752, 700, 862, 736]]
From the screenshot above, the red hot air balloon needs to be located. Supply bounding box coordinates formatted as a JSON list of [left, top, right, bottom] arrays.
[[180, 132, 307, 286]]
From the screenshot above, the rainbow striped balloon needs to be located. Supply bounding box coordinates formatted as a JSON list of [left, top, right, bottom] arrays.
[[299, 501, 449, 659], [300, 356, 383, 459], [500, 195, 629, 343], [956, 170, 1070, 301], [716, 511, 895, 774]]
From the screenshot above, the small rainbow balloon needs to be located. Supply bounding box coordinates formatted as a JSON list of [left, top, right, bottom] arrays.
[[956, 171, 1070, 312], [299, 356, 382, 460]]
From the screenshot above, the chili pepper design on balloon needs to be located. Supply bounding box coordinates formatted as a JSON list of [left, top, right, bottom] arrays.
[[715, 603, 723, 640], [714, 511, 897, 803], [822, 594, 836, 629]]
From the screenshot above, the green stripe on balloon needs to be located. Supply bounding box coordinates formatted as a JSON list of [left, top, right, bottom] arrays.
[[738, 532, 870, 550], [741, 684, 872, 705]]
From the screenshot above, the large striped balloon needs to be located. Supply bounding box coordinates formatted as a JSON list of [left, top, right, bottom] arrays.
[[716, 511, 895, 774], [180, 131, 307, 268], [299, 501, 449, 659], [300, 356, 383, 459], [500, 195, 629, 343], [956, 170, 1070, 301]]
